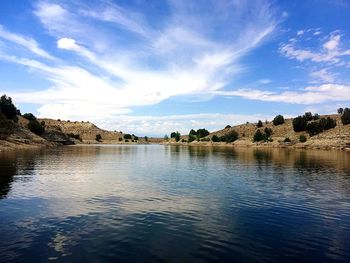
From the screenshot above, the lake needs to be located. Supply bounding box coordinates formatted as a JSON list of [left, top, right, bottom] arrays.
[[1, 145, 350, 262]]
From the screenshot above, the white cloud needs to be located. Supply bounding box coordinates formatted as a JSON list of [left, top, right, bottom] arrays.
[[323, 34, 340, 50], [309, 68, 335, 83], [0, 25, 54, 59], [215, 84, 350, 104], [280, 33, 350, 63], [297, 30, 304, 36], [0, 0, 278, 125]]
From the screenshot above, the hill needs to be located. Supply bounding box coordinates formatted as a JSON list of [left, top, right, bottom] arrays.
[[167, 114, 350, 150]]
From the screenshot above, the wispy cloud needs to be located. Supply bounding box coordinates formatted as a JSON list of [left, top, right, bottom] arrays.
[[280, 32, 350, 63], [2, 0, 278, 123], [215, 84, 350, 104], [0, 25, 54, 59]]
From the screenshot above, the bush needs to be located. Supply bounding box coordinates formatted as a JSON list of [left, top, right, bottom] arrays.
[[211, 135, 220, 142], [67, 133, 81, 141], [304, 112, 313, 121], [264, 127, 272, 137], [341, 108, 350, 125], [313, 113, 320, 120], [225, 125, 231, 129], [338, 108, 344, 115], [200, 137, 211, 142], [188, 134, 195, 142], [293, 115, 307, 132], [23, 113, 37, 121], [95, 134, 102, 141], [299, 134, 307, 143], [189, 129, 197, 136], [283, 137, 291, 142], [144, 136, 148, 142], [181, 139, 186, 142], [0, 95, 18, 122], [225, 130, 239, 143], [118, 137, 123, 141], [319, 117, 336, 130], [257, 120, 263, 128], [133, 135, 139, 140], [196, 128, 209, 138], [28, 120, 45, 135], [273, 115, 285, 126], [164, 135, 169, 141], [0, 113, 15, 136], [253, 129, 265, 142], [124, 134, 132, 139], [306, 121, 322, 136], [125, 139, 129, 142], [40, 121, 45, 126]]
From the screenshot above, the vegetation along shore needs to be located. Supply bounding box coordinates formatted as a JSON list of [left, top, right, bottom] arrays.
[[1, 94, 349, 151]]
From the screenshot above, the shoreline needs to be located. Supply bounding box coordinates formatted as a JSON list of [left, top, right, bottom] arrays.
[[1, 140, 350, 152]]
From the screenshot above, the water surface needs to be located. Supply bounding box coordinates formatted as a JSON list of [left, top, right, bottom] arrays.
[[1, 145, 350, 262]]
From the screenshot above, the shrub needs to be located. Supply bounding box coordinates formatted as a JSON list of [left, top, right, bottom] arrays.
[[67, 133, 81, 141], [341, 108, 350, 125], [319, 117, 336, 130], [118, 137, 123, 141], [225, 125, 231, 129], [125, 139, 129, 142], [283, 137, 291, 142], [313, 113, 320, 120], [211, 135, 220, 142], [133, 135, 139, 140], [164, 135, 169, 141], [299, 134, 307, 143], [144, 136, 148, 142], [273, 115, 285, 126], [95, 134, 102, 141], [181, 139, 186, 142], [253, 129, 265, 142], [200, 137, 211, 142], [124, 134, 132, 139], [196, 128, 209, 138], [189, 129, 197, 136], [170, 132, 176, 138], [0, 95, 18, 122], [306, 121, 322, 136], [174, 132, 181, 142], [257, 120, 263, 128], [23, 113, 37, 121], [338, 108, 344, 115], [225, 130, 239, 143], [188, 134, 196, 142], [304, 112, 313, 121], [0, 113, 15, 136], [264, 127, 272, 137], [40, 121, 45, 126], [28, 120, 45, 135], [293, 115, 307, 132]]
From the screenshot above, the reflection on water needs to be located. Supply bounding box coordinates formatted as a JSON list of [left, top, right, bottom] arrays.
[[0, 145, 350, 262]]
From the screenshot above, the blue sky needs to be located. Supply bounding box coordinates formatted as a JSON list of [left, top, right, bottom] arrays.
[[0, 0, 350, 136]]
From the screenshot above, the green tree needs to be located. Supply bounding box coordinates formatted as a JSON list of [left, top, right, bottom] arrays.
[[0, 95, 18, 122], [319, 117, 336, 130], [225, 130, 239, 142], [338, 108, 344, 115], [174, 131, 181, 142], [293, 115, 307, 132], [299, 134, 307, 143], [306, 121, 322, 136], [253, 129, 265, 142], [0, 112, 15, 137], [304, 112, 313, 121], [28, 120, 45, 135], [341, 108, 350, 125], [189, 129, 197, 136], [123, 134, 132, 139], [257, 120, 263, 128], [211, 135, 220, 142], [95, 134, 102, 141], [196, 128, 209, 138], [164, 134, 169, 141], [144, 136, 148, 142], [23, 113, 37, 121], [264, 127, 272, 137], [272, 115, 285, 126]]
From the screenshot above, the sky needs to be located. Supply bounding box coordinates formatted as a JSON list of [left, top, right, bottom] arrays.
[[0, 0, 350, 136]]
